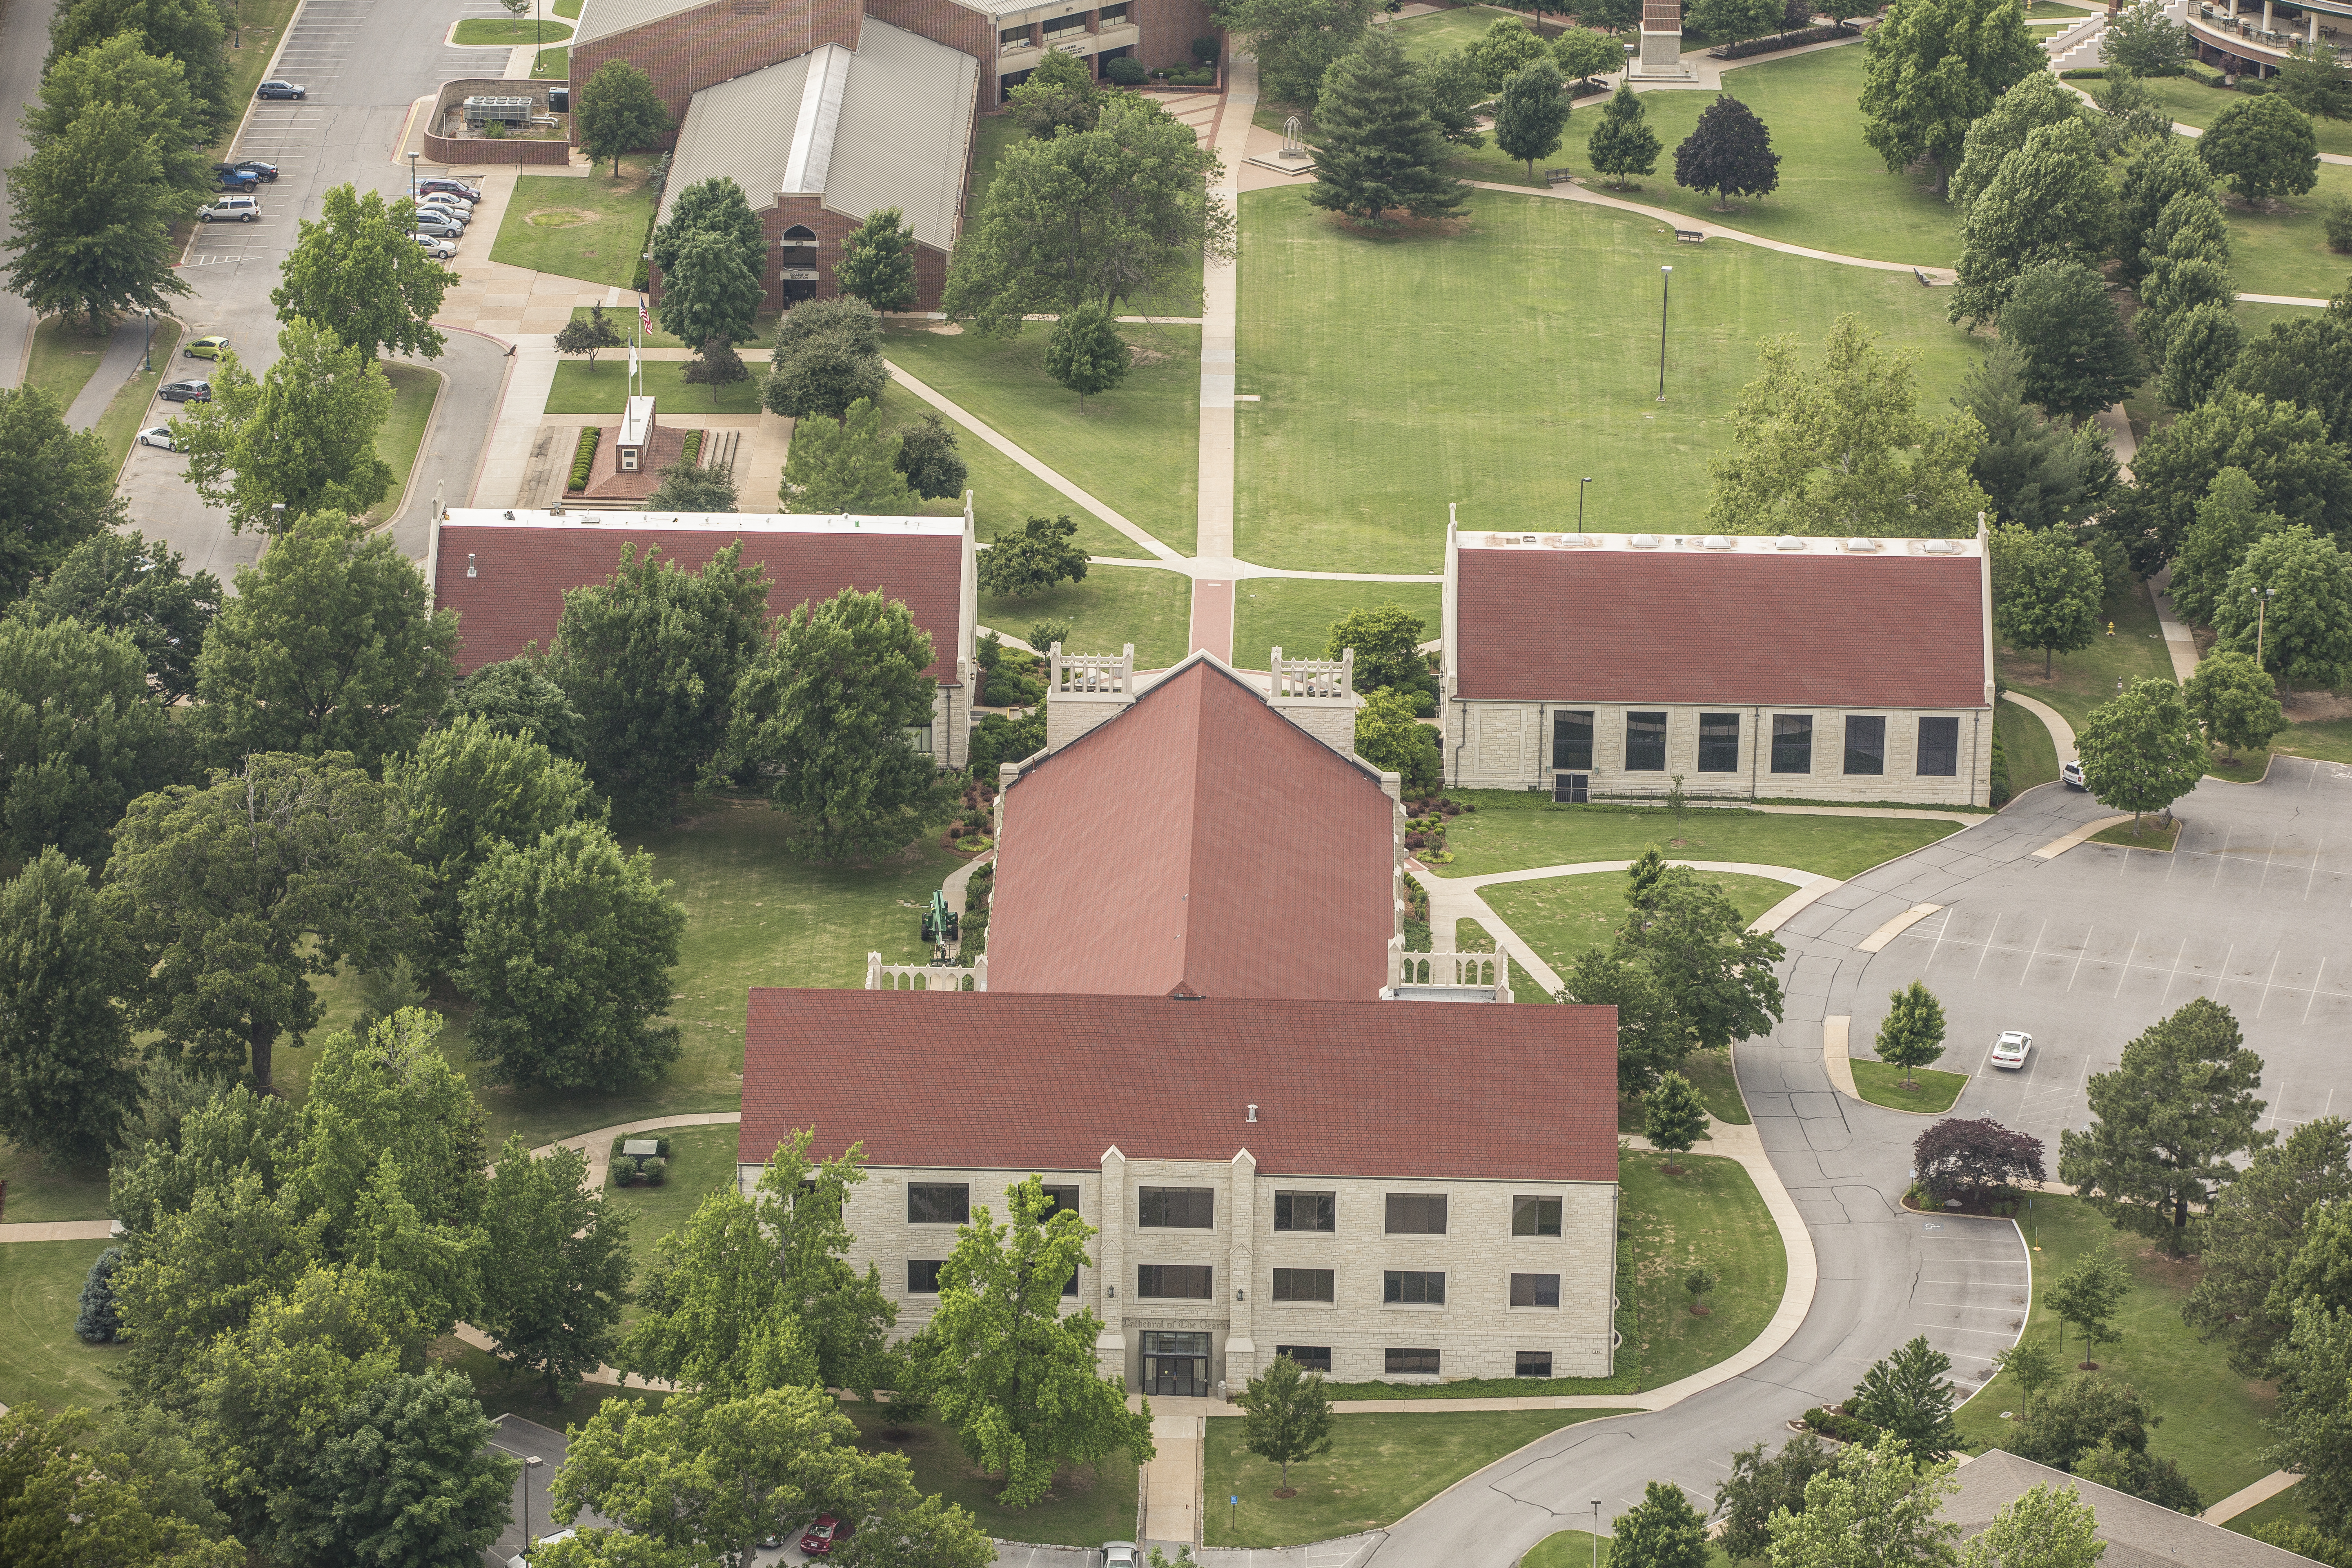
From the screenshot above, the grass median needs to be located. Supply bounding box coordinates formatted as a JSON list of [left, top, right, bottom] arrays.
[[547, 357, 764, 414], [92, 321, 183, 474], [1849, 1058, 1969, 1114], [364, 362, 441, 525], [1430, 792, 1960, 880], [452, 16, 573, 44], [24, 316, 117, 411], [1527, 1531, 1736, 1567], [1232, 579, 1443, 672], [1998, 696, 2061, 794]]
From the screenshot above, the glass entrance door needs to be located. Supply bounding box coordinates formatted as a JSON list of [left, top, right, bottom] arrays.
[[1140, 1331, 1211, 1395]]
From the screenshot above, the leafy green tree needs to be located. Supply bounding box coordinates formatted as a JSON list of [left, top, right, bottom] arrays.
[[575, 59, 673, 175], [2060, 996, 2267, 1247], [1325, 601, 1427, 693], [1419, 47, 1491, 149], [1949, 71, 2091, 216], [2116, 136, 2218, 282], [1044, 302, 1130, 406], [1643, 1070, 1708, 1165], [1612, 1478, 1711, 1568], [1624, 866, 1786, 1053], [1219, 0, 1379, 108], [1579, 0, 1644, 29], [2150, 185, 2232, 267], [1950, 120, 2117, 327], [104, 753, 424, 1092], [1352, 684, 1441, 794], [1554, 25, 1624, 84], [23, 531, 219, 702], [1693, 0, 1786, 44], [782, 396, 920, 512], [2136, 255, 2234, 370], [2159, 302, 2243, 411], [46, 0, 233, 135], [549, 540, 771, 822], [2077, 1443, 2201, 1512], [25, 33, 210, 192], [2214, 525, 2352, 694], [2267, 1301, 2352, 1536], [833, 1492, 997, 1568], [171, 321, 396, 534], [2072, 676, 2209, 834], [947, 94, 1233, 328], [729, 586, 951, 860], [1237, 1352, 1335, 1488], [107, 1078, 299, 1240], [1494, 60, 1570, 178], [1466, 15, 1550, 89], [0, 1405, 244, 1568], [1992, 1342, 2061, 1401], [2103, 0, 2187, 75], [2201, 93, 2321, 205], [644, 453, 739, 510], [1764, 1430, 1962, 1567], [1873, 980, 1948, 1090], [909, 1176, 1154, 1504], [647, 175, 765, 281], [555, 303, 626, 367], [477, 1135, 632, 1402], [94, 1403, 232, 1544], [532, 1530, 694, 1568], [1959, 342, 2116, 529], [4, 106, 199, 331], [1859, 0, 2043, 195], [190, 512, 457, 772], [2184, 648, 2284, 761], [1989, 523, 2103, 677], [896, 411, 967, 500], [445, 657, 587, 759], [2281, 1199, 2352, 1320], [2169, 469, 2279, 627], [1559, 944, 1688, 1094], [680, 334, 749, 408], [1709, 314, 1989, 538], [0, 387, 127, 604], [0, 850, 140, 1165], [457, 821, 684, 1092], [978, 514, 1089, 600], [2117, 390, 2352, 568], [2184, 1117, 2352, 1373], [1958, 1481, 2106, 1568], [1587, 80, 1662, 187], [271, 184, 457, 360], [1006, 49, 1103, 136], [114, 1162, 311, 1404], [0, 613, 180, 866], [2228, 291, 2352, 446], [837, 205, 919, 311], [2278, 40, 2352, 120], [276, 1368, 517, 1568], [1851, 1336, 1964, 1461], [765, 324, 889, 421], [655, 231, 762, 351], [1991, 263, 2140, 427], [1716, 1434, 1835, 1564], [1304, 32, 1471, 225], [1674, 93, 1781, 207]]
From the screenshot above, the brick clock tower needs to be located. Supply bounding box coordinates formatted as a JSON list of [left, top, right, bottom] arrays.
[[1631, 0, 1694, 78]]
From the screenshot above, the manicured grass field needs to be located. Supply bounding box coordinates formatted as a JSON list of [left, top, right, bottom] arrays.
[[1527, 1532, 1736, 1567], [978, 561, 1192, 669], [2090, 817, 2182, 851], [1998, 696, 2062, 795], [2274, 713, 2352, 763], [365, 362, 441, 524], [1234, 187, 1984, 573], [1996, 581, 2178, 739], [565, 307, 782, 350], [0, 1142, 111, 1223], [93, 321, 183, 474], [452, 16, 573, 43], [1205, 1408, 1632, 1546], [1430, 793, 1960, 880], [1231, 579, 1443, 672], [601, 1124, 739, 1323], [1951, 1195, 2276, 1503], [2217, 160, 2352, 301], [491, 157, 659, 287], [882, 321, 1202, 556], [1849, 1058, 1969, 1113], [966, 111, 1029, 209], [844, 1403, 1140, 1545], [2224, 1481, 2315, 1539], [546, 358, 763, 414], [1686, 1047, 1751, 1125], [872, 384, 1135, 556], [0, 1239, 125, 1412], [2140, 75, 2352, 159], [530, 43, 570, 78], [24, 316, 115, 412], [1620, 1149, 1785, 1389], [1389, 2, 1530, 61], [1484, 869, 1793, 976]]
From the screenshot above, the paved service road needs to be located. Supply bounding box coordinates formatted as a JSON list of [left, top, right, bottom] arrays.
[[0, 0, 59, 387]]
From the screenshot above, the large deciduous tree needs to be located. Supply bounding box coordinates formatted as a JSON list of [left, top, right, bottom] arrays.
[[895, 412, 967, 501], [2267, 1301, 2352, 1537], [2184, 1116, 2352, 1374], [1997, 262, 2140, 425], [654, 231, 762, 352], [1763, 1431, 1962, 1566], [2278, 40, 2352, 120], [1674, 93, 1781, 208], [1465, 15, 1550, 90], [2228, 290, 2352, 447], [1324, 601, 1428, 693], [0, 388, 127, 605], [2170, 467, 2281, 627], [1859, 0, 2044, 194], [1913, 1117, 2046, 1203], [1303, 31, 1471, 225], [1611, 1479, 1711, 1568], [1990, 522, 2103, 676], [1494, 60, 1570, 180], [574, 59, 672, 175], [0, 613, 180, 867], [46, 0, 232, 134], [1559, 943, 1688, 1094], [1948, 71, 2090, 216], [477, 1135, 632, 1402], [648, 176, 766, 282], [2200, 93, 2322, 205], [1715, 1434, 1836, 1564], [1623, 864, 1786, 1053], [978, 514, 1090, 600], [1958, 1483, 2107, 1568], [4, 108, 198, 332], [2103, 0, 2188, 75], [1352, 684, 1441, 794], [276, 1368, 517, 1568], [0, 849, 141, 1166], [443, 657, 588, 760], [2118, 136, 2220, 283], [24, 531, 220, 702], [2111, 390, 2352, 569], [2212, 525, 2352, 694], [764, 300, 890, 422], [1218, 0, 1379, 108], [780, 396, 920, 512], [2185, 647, 2285, 760], [0, 1405, 244, 1568], [171, 321, 396, 534], [836, 205, 919, 312], [1005, 49, 1103, 136], [271, 184, 458, 360], [2071, 676, 2209, 833], [1950, 119, 2118, 327]]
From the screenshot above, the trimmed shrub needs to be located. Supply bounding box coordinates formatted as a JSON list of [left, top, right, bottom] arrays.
[[1105, 56, 1148, 85], [76, 1246, 124, 1343], [1802, 1405, 1882, 1443], [680, 428, 704, 465], [1711, 22, 1856, 59], [2060, 67, 2107, 80], [568, 426, 600, 490], [2185, 59, 2227, 85], [2325, 194, 2352, 253], [641, 1156, 667, 1184], [1193, 33, 1221, 62], [2241, 77, 2271, 94]]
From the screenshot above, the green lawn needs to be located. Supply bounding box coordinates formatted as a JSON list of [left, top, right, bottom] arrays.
[[1685, 1047, 1751, 1125], [24, 316, 117, 411], [564, 306, 782, 352], [554, 0, 581, 16], [531, 44, 569, 78], [1485, 870, 1792, 976], [1232, 579, 1442, 673], [1997, 580, 2178, 739], [844, 1403, 1139, 1545], [365, 362, 441, 525], [491, 157, 659, 287], [2274, 713, 2352, 763], [1388, 3, 1531, 61], [1952, 1195, 2276, 1504], [0, 1239, 126, 1412], [0, 1141, 110, 1223], [94, 321, 183, 475], [2217, 159, 2352, 301], [452, 16, 573, 43], [2224, 1481, 2315, 1539], [1528, 1531, 1736, 1567], [546, 358, 763, 414], [1205, 1409, 1633, 1546], [602, 1124, 739, 1323], [1428, 793, 1960, 880], [1235, 186, 1984, 573], [881, 321, 1202, 556], [2140, 75, 2352, 159], [1620, 1149, 1784, 1389], [872, 383, 1136, 556], [1998, 695, 2062, 795], [1849, 1058, 1969, 1113], [2090, 817, 2181, 850], [967, 112, 1029, 210], [977, 561, 1192, 669]]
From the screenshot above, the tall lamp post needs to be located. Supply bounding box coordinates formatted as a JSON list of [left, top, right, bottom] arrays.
[[519, 1453, 543, 1559], [1591, 1500, 1604, 1568], [1656, 266, 1671, 402], [1578, 475, 1592, 531], [408, 150, 420, 204], [2254, 584, 2275, 669]]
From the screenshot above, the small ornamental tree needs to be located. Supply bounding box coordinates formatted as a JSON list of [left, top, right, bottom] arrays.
[[1644, 1070, 1708, 1170], [1236, 1352, 1335, 1490], [1990, 523, 2104, 677], [896, 412, 968, 501], [682, 334, 749, 406], [1992, 1342, 2061, 1403], [1610, 1480, 1711, 1568], [76, 1245, 125, 1343], [1914, 1117, 2047, 1202], [1674, 94, 1781, 209], [1874, 980, 1947, 1091], [2200, 93, 2322, 205], [2184, 648, 2285, 761], [2278, 40, 2352, 121], [1493, 60, 1570, 179], [1851, 1336, 1964, 1462], [978, 514, 1090, 599], [2075, 676, 2210, 833], [2045, 1250, 2129, 1362], [1465, 15, 1551, 91], [1323, 601, 1428, 693], [1588, 81, 1662, 189], [2102, 0, 2189, 77], [1553, 27, 1623, 86], [575, 59, 673, 175], [554, 303, 625, 368], [1043, 302, 1129, 407], [836, 205, 919, 312]]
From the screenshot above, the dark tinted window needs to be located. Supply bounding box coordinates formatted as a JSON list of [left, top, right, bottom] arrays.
[[1272, 1267, 1335, 1303], [1511, 1273, 1561, 1307], [1063, 1267, 1079, 1298], [1844, 716, 1886, 775], [1552, 710, 1594, 771], [1138, 1187, 1214, 1227], [1516, 1351, 1553, 1377], [1274, 1192, 1334, 1232], [1137, 1264, 1213, 1298], [1385, 1194, 1448, 1234], [1512, 1196, 1562, 1236], [1916, 716, 1959, 777], [1039, 1184, 1080, 1218], [908, 1184, 968, 1224], [1383, 1270, 1446, 1304], [907, 1260, 943, 1292], [1386, 1347, 1441, 1374], [1771, 715, 1813, 773], [1697, 713, 1740, 773], [1277, 1345, 1332, 1372], [1625, 712, 1667, 771]]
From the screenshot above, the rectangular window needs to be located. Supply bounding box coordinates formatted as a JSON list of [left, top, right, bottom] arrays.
[[907, 1184, 968, 1225], [1063, 1267, 1079, 1298], [1551, 710, 1594, 771], [1384, 1194, 1448, 1234], [1516, 1351, 1554, 1378], [907, 1260, 943, 1293], [1511, 1272, 1561, 1308], [904, 724, 933, 755], [1844, 715, 1886, 776], [1137, 1264, 1213, 1299], [1916, 716, 1960, 777], [1097, 1, 1130, 20], [1386, 1347, 1441, 1375], [619, 448, 638, 472], [1042, 12, 1086, 33], [1272, 1267, 1335, 1303], [1138, 1187, 1214, 1228], [1273, 1192, 1335, 1232], [1276, 1345, 1332, 1372], [1512, 1196, 1562, 1237], [1697, 713, 1740, 773], [1039, 1185, 1080, 1218], [1383, 1270, 1446, 1305], [1771, 715, 1813, 774], [999, 24, 1030, 43], [1624, 711, 1667, 771]]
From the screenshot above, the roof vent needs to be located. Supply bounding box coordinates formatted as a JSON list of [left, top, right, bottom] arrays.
[[1628, 533, 1661, 549], [1486, 532, 1512, 547], [1775, 535, 1808, 551], [1520, 534, 1539, 546], [1547, 533, 1588, 548], [466, 552, 477, 578], [1701, 535, 1735, 550], [501, 510, 514, 521], [579, 513, 601, 525], [1845, 537, 1883, 552], [1246, 1103, 1258, 1123], [1923, 539, 1964, 555]]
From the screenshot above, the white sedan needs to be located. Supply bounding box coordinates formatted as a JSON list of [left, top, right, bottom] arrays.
[[1991, 1030, 2031, 1070], [135, 426, 177, 450], [414, 234, 457, 259]]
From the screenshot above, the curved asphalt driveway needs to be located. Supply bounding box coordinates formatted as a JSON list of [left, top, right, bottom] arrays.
[[1374, 765, 2352, 1566]]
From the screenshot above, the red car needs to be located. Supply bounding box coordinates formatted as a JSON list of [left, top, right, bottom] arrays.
[[798, 1514, 855, 1555]]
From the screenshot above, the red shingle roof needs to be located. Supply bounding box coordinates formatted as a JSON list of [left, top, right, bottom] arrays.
[[1456, 546, 1987, 708], [986, 659, 1399, 1002], [433, 516, 964, 679], [739, 989, 1621, 1181]]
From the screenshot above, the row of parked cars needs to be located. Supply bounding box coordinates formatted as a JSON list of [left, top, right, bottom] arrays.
[[411, 178, 481, 257]]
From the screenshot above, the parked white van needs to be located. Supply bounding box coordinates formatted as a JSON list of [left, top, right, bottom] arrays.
[[200, 194, 261, 223]]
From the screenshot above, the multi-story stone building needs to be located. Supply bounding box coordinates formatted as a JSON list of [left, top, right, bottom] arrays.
[[1441, 523, 1996, 807]]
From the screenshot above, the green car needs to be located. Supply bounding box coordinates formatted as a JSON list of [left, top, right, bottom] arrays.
[[184, 335, 229, 360]]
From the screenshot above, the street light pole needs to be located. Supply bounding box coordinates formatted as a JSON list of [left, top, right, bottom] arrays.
[[521, 1454, 543, 1558], [408, 150, 420, 205], [1578, 475, 1591, 531], [2256, 586, 2274, 669], [1656, 266, 1671, 402], [1592, 1500, 1603, 1568]]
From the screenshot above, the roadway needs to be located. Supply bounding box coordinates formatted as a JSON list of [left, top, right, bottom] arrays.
[[0, 0, 58, 388]]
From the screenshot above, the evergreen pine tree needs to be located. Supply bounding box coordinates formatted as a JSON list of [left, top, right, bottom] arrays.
[[1492, 60, 1570, 179], [780, 397, 918, 513], [1587, 81, 1662, 188], [1305, 31, 1470, 225], [1043, 303, 1129, 407], [1961, 340, 2116, 530], [1673, 94, 1781, 207]]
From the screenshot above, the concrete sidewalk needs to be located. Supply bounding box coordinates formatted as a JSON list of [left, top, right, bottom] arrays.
[[63, 325, 156, 429], [1189, 51, 1258, 664]]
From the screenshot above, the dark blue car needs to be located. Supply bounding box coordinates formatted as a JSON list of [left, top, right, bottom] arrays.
[[214, 166, 260, 192]]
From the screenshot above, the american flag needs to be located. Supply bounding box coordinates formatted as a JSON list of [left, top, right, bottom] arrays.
[[638, 294, 651, 336]]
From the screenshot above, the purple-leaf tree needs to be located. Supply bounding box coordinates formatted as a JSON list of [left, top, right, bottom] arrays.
[[1915, 1116, 2046, 1200]]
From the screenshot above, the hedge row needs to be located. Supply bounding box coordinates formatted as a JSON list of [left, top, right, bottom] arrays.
[[1802, 1405, 1884, 1444], [568, 426, 599, 491], [680, 428, 703, 466], [1710, 22, 1857, 59]]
